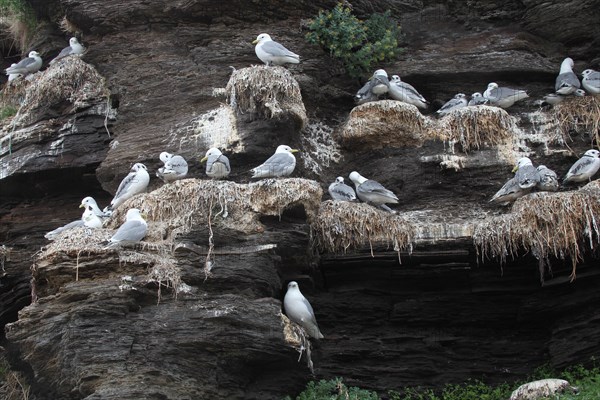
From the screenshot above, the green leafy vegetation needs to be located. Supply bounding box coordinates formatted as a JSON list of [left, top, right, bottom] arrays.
[[284, 378, 379, 400], [306, 3, 402, 79], [0, 0, 38, 51], [0, 105, 17, 121]]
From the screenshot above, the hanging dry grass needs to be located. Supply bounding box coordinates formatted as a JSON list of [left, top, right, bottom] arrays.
[[281, 313, 314, 374], [2, 57, 109, 128], [311, 200, 415, 256], [225, 65, 307, 128], [474, 180, 600, 281], [552, 95, 600, 146], [337, 100, 432, 149], [434, 105, 517, 152]]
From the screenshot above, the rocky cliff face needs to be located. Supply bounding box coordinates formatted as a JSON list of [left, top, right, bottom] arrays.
[[1, 0, 600, 399]]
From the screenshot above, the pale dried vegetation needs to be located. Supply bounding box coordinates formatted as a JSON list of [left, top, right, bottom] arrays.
[[311, 201, 415, 257], [225, 65, 307, 128], [474, 181, 600, 281], [337, 100, 432, 149], [281, 313, 314, 374], [552, 95, 600, 146]]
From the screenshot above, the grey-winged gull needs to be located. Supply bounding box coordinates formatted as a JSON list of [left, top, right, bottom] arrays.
[[349, 171, 398, 212], [251, 145, 298, 178], [201, 147, 231, 179], [563, 149, 600, 183], [581, 69, 600, 95], [81, 205, 103, 229], [555, 57, 581, 95], [5, 51, 42, 77], [512, 157, 540, 189], [354, 69, 390, 104], [468, 92, 488, 106], [108, 208, 148, 246], [50, 37, 86, 65], [536, 165, 559, 192], [7, 64, 22, 82], [328, 177, 357, 202], [253, 33, 299, 66], [541, 89, 585, 106], [284, 281, 324, 339], [436, 93, 468, 115], [108, 163, 150, 211], [490, 176, 531, 205], [389, 75, 428, 109], [156, 152, 188, 183], [483, 82, 529, 108], [45, 201, 103, 240]]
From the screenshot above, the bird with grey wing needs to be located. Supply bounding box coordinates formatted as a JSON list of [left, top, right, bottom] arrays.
[[388, 75, 428, 109], [5, 51, 42, 78], [354, 69, 390, 104], [513, 157, 541, 189], [328, 177, 357, 202], [201, 148, 231, 179], [284, 281, 324, 339], [253, 33, 300, 66], [349, 171, 399, 213], [156, 152, 188, 183], [250, 145, 299, 178], [50, 37, 86, 65], [536, 165, 559, 192], [436, 93, 468, 116], [490, 176, 531, 205], [581, 69, 600, 95], [468, 92, 488, 106], [555, 57, 581, 95], [45, 198, 104, 240], [483, 82, 528, 108], [105, 163, 150, 213], [106, 208, 148, 248], [563, 149, 600, 184]]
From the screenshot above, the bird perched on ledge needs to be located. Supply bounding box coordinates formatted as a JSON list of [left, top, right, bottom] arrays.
[[253, 33, 300, 66], [251, 145, 299, 178], [284, 281, 324, 339]]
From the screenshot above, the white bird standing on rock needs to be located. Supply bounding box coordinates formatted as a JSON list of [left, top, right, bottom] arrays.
[[355, 69, 391, 104], [284, 281, 324, 340], [512, 157, 541, 189], [483, 82, 529, 108], [156, 152, 188, 183], [349, 171, 399, 213], [328, 177, 357, 202], [388, 75, 428, 109], [252, 33, 300, 66], [108, 163, 150, 211], [581, 69, 600, 95], [563, 149, 600, 183], [555, 57, 581, 95], [468, 92, 488, 106], [50, 37, 86, 64], [436, 93, 468, 115], [250, 145, 299, 178], [108, 208, 148, 246], [5, 51, 42, 77], [201, 147, 231, 179]]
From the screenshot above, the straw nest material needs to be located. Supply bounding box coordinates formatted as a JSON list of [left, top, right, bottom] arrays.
[[552, 95, 600, 145], [1, 57, 109, 128], [474, 180, 600, 281], [282, 313, 314, 373], [311, 200, 415, 256], [337, 100, 432, 149], [225, 65, 307, 129], [435, 105, 517, 152]]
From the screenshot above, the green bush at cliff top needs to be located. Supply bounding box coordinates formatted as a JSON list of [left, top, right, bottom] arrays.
[[306, 3, 402, 79]]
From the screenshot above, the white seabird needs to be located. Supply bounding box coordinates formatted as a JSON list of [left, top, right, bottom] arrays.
[[156, 152, 188, 183], [250, 145, 298, 178], [389, 75, 428, 109], [50, 37, 86, 64], [328, 177, 357, 202], [555, 57, 581, 95], [436, 93, 468, 115], [536, 165, 559, 192], [512, 157, 541, 189], [252, 33, 300, 66], [5, 51, 42, 77], [483, 82, 529, 108], [109, 163, 150, 211], [108, 208, 148, 246], [563, 149, 600, 183], [201, 148, 231, 179], [468, 92, 488, 106], [490, 176, 531, 205], [284, 281, 324, 339], [349, 171, 398, 212], [581, 69, 600, 95]]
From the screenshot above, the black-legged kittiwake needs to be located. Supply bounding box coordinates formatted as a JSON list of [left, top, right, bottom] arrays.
[[108, 163, 150, 211], [253, 33, 299, 66], [436, 93, 468, 115], [251, 145, 298, 178], [50, 37, 86, 65], [328, 177, 357, 202], [483, 82, 529, 108], [512, 157, 541, 189], [108, 208, 148, 246], [536, 165, 559, 192], [541, 89, 585, 106], [45, 199, 103, 240], [5, 51, 42, 77], [555, 58, 581, 95], [490, 176, 531, 205], [284, 281, 324, 339], [581, 69, 600, 95], [82, 205, 103, 229], [201, 148, 231, 179], [563, 149, 600, 183], [354, 69, 390, 104], [389, 75, 428, 109], [156, 152, 188, 183], [7, 64, 22, 82], [349, 171, 398, 212], [468, 92, 488, 106]]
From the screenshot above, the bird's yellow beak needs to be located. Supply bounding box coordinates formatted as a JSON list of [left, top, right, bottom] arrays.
[[511, 165, 518, 173], [200, 156, 208, 163], [141, 213, 148, 219], [290, 149, 300, 153], [252, 39, 259, 44], [79, 203, 85, 208]]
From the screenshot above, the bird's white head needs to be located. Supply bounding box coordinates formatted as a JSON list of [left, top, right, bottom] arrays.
[[275, 145, 299, 154], [253, 33, 272, 44], [131, 163, 147, 171], [516, 157, 533, 169], [472, 92, 482, 98], [335, 176, 345, 184], [455, 93, 466, 99], [581, 69, 595, 77], [287, 281, 299, 291], [28, 51, 40, 58], [201, 147, 223, 162], [80, 196, 97, 209], [487, 82, 499, 90], [391, 75, 401, 82], [373, 69, 388, 78], [159, 152, 173, 163], [561, 57, 575, 69], [583, 149, 600, 158], [349, 171, 367, 185], [574, 89, 586, 97], [69, 37, 80, 46], [536, 165, 547, 171], [125, 208, 144, 220]]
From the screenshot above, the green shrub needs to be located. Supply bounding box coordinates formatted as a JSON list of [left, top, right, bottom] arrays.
[[0, 105, 17, 121], [0, 0, 38, 50], [285, 378, 380, 400], [306, 3, 402, 79], [388, 380, 512, 400]]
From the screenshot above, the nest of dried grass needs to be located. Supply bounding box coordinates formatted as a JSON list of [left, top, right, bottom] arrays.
[[337, 100, 432, 149], [474, 181, 600, 281], [435, 105, 517, 152], [225, 65, 307, 128], [552, 96, 600, 145], [311, 201, 415, 256], [281, 313, 314, 373], [2, 57, 109, 128]]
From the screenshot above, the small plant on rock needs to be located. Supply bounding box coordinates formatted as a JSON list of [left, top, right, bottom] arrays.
[[285, 378, 380, 400], [306, 2, 402, 79]]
